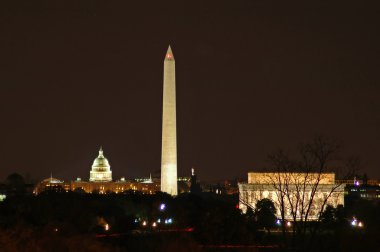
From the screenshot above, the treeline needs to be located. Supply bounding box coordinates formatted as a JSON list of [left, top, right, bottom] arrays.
[[1, 190, 380, 251], [0, 191, 258, 251]]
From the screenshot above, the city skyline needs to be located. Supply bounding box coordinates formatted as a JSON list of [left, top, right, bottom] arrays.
[[0, 1, 379, 182]]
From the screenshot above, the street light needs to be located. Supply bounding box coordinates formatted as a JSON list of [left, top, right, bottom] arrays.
[[351, 217, 358, 227], [160, 203, 166, 211]]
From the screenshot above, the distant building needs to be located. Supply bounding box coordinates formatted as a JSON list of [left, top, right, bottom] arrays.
[[346, 184, 380, 200], [34, 147, 160, 195], [337, 179, 380, 187], [190, 168, 201, 194], [344, 177, 380, 200], [89, 147, 112, 182], [239, 172, 345, 221], [200, 178, 240, 195], [177, 176, 191, 194], [33, 177, 68, 194]]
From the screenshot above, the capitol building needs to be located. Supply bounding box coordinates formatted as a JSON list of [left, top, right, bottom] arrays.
[[89, 147, 112, 182], [34, 147, 160, 195]]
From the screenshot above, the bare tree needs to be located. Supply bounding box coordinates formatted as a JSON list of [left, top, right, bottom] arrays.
[[266, 149, 294, 246], [266, 136, 345, 250]]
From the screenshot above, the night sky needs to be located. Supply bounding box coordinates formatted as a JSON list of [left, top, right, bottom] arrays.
[[0, 0, 379, 182]]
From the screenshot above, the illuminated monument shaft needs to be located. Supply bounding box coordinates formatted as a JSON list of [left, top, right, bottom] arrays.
[[161, 46, 178, 196]]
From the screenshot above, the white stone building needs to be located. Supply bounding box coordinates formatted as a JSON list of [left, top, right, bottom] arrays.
[[239, 172, 345, 221], [89, 147, 112, 182]]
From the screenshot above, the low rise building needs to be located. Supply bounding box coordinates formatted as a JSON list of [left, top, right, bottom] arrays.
[[239, 172, 345, 221]]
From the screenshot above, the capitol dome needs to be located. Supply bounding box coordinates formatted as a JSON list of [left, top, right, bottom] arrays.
[[89, 147, 112, 182], [92, 148, 110, 170]]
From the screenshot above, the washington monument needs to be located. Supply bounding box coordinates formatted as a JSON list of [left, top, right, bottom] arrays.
[[161, 45, 178, 196]]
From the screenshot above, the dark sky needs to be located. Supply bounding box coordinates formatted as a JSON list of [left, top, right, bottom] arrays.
[[0, 0, 379, 182]]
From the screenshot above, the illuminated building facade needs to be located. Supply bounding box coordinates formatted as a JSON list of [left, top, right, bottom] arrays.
[[70, 177, 159, 194], [33, 177, 70, 194], [239, 172, 345, 220], [89, 147, 112, 182], [345, 183, 380, 200], [34, 148, 160, 195]]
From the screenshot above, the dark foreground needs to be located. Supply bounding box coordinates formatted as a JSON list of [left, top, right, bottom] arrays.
[[1, 192, 380, 251]]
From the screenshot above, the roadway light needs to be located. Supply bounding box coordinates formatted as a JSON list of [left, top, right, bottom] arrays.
[[351, 217, 357, 227], [160, 203, 166, 211]]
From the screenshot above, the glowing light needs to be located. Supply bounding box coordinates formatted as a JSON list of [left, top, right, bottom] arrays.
[[0, 194, 6, 202], [157, 219, 161, 223], [351, 217, 357, 226], [286, 221, 291, 227], [105, 224, 109, 231], [152, 222, 157, 227], [134, 219, 139, 223], [358, 221, 363, 227], [160, 203, 166, 211], [355, 181, 360, 186], [276, 219, 281, 225], [54, 228, 58, 232], [142, 221, 147, 226]]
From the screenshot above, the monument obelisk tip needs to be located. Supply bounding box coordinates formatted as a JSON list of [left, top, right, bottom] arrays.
[[165, 45, 174, 60]]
